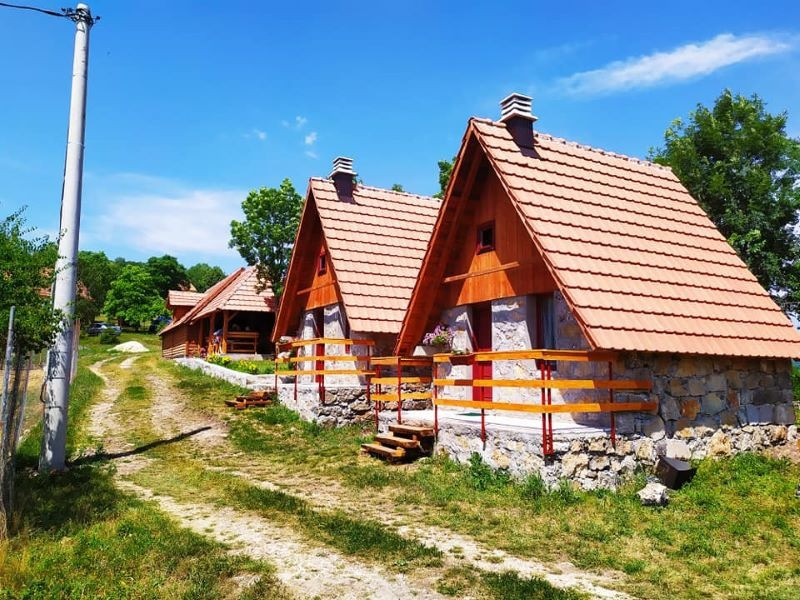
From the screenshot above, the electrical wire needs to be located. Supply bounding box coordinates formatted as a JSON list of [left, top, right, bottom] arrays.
[[0, 1, 66, 17]]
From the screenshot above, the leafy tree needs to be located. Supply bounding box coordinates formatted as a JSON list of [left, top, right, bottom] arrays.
[[0, 209, 61, 355], [187, 262, 226, 293], [145, 255, 188, 298], [76, 250, 116, 325], [651, 90, 800, 311], [434, 158, 454, 199], [391, 183, 405, 192], [103, 265, 166, 329], [229, 178, 303, 302]]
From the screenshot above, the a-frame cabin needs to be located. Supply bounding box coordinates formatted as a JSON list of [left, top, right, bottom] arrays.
[[388, 93, 799, 486]]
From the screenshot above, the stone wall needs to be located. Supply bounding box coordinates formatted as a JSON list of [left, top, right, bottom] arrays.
[[174, 357, 275, 391], [278, 383, 372, 426]]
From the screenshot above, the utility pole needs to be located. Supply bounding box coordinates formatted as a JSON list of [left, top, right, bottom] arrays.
[[40, 3, 96, 472]]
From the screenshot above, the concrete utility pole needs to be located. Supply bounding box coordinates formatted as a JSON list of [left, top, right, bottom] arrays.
[[40, 4, 96, 472]]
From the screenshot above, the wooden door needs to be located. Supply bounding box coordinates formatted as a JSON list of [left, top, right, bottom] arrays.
[[471, 302, 492, 402]]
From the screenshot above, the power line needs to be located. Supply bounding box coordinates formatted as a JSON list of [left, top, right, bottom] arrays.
[[0, 2, 99, 23]]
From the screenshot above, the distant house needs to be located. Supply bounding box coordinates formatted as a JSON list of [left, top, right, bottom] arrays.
[[386, 93, 800, 486], [160, 266, 274, 359], [271, 157, 439, 423], [166, 290, 204, 322]]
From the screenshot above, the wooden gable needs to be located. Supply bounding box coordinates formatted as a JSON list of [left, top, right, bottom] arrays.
[[272, 190, 342, 341], [396, 130, 556, 354]]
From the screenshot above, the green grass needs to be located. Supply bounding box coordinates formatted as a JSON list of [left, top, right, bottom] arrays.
[[4, 335, 291, 600], [0, 465, 289, 599]]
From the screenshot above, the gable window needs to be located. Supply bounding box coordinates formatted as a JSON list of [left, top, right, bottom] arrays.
[[476, 221, 495, 254], [318, 251, 327, 275]]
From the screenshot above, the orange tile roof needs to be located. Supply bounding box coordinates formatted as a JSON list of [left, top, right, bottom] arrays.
[[309, 178, 440, 334], [398, 117, 800, 358], [166, 290, 204, 308], [159, 267, 274, 335], [471, 118, 800, 357]]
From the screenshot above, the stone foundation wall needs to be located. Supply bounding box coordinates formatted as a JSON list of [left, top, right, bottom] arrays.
[[278, 383, 372, 426], [431, 417, 797, 491]]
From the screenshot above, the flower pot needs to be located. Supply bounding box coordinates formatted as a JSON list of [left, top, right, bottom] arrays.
[[450, 353, 474, 366]]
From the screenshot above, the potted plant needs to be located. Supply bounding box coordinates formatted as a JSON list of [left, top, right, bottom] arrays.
[[449, 348, 474, 366], [422, 324, 454, 352]]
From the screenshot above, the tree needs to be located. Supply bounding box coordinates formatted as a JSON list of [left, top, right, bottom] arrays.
[[187, 262, 226, 293], [103, 265, 166, 329], [391, 183, 405, 192], [0, 209, 61, 539], [145, 255, 188, 298], [434, 158, 454, 199], [229, 178, 303, 302], [651, 90, 800, 311], [76, 250, 116, 324]]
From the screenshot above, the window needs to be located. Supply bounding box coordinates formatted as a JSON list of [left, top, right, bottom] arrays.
[[318, 251, 327, 275], [476, 221, 495, 254], [536, 293, 555, 349]]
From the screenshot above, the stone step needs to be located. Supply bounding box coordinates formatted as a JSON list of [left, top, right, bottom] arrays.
[[388, 423, 435, 438], [361, 442, 405, 460], [375, 433, 421, 450]]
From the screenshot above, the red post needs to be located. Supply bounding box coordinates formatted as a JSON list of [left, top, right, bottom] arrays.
[[546, 361, 553, 455], [608, 361, 616, 449], [481, 408, 486, 449], [396, 356, 402, 424], [540, 359, 546, 456], [433, 361, 439, 436]]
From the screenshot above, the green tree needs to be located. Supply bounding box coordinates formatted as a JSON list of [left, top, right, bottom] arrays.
[[651, 90, 800, 310], [103, 265, 166, 330], [145, 255, 188, 298], [186, 262, 226, 293], [229, 178, 303, 302], [434, 158, 454, 199], [0, 209, 61, 355], [76, 250, 116, 325], [391, 183, 405, 192]]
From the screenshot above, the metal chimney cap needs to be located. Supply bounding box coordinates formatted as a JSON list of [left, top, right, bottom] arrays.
[[499, 92, 538, 123], [329, 156, 356, 178]]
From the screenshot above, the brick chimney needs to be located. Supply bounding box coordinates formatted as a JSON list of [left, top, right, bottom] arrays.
[[329, 156, 356, 199], [499, 93, 537, 150]]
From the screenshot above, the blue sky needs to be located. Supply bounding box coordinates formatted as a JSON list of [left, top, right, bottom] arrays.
[[2, 0, 799, 272]]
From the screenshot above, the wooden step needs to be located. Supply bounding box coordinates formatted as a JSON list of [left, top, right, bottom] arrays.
[[361, 442, 405, 460], [375, 433, 420, 450], [388, 423, 435, 438]]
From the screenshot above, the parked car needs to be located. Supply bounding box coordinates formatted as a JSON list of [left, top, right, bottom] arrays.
[[87, 322, 122, 336]]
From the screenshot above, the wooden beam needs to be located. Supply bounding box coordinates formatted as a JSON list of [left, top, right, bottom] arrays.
[[289, 355, 368, 363], [432, 349, 618, 363], [370, 376, 431, 385], [442, 261, 522, 284], [372, 392, 433, 402], [279, 337, 375, 348], [434, 378, 652, 391], [435, 398, 658, 414], [276, 369, 375, 376], [296, 280, 337, 296]]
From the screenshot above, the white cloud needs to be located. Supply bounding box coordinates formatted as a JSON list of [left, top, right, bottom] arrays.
[[304, 150, 318, 159], [243, 128, 267, 141], [559, 33, 795, 95], [295, 115, 308, 128], [85, 173, 245, 258], [304, 131, 317, 146]]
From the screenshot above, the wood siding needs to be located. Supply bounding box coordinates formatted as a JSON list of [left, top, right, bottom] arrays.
[[440, 174, 555, 307]]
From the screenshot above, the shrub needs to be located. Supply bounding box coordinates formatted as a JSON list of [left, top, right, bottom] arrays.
[[98, 329, 120, 345]]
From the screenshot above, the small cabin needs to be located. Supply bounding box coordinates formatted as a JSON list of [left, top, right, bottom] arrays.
[[389, 93, 800, 488], [160, 266, 275, 359], [271, 157, 440, 424]]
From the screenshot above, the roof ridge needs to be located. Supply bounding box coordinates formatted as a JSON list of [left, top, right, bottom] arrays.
[[310, 176, 438, 203], [470, 116, 670, 172]]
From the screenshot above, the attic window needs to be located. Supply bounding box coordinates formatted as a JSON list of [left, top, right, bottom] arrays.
[[318, 251, 327, 275], [476, 222, 495, 254]]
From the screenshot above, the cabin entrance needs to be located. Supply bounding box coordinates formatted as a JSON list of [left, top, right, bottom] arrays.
[[471, 302, 492, 402]]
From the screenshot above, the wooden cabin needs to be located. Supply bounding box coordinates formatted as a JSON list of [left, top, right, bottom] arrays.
[[160, 266, 275, 358], [383, 93, 800, 482], [166, 290, 204, 322], [273, 157, 440, 356]]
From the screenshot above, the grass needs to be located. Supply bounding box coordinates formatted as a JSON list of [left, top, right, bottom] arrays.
[[2, 333, 291, 599], [162, 362, 800, 599]]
